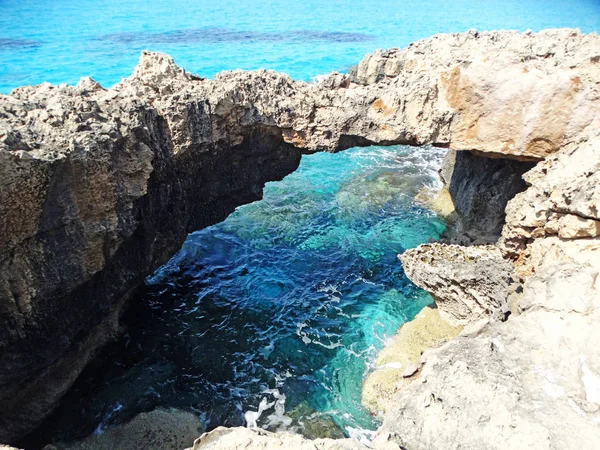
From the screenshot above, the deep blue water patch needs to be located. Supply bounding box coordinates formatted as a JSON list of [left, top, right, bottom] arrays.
[[27, 145, 446, 446], [0, 38, 40, 50], [100, 28, 375, 45]]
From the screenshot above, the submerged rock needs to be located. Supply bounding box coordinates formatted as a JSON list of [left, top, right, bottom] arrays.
[[286, 402, 347, 440]]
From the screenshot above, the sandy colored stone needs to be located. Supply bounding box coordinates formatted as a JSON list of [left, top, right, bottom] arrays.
[[187, 427, 365, 450], [386, 129, 600, 450], [362, 307, 462, 414], [380, 243, 600, 450], [558, 214, 600, 239], [400, 244, 514, 325]]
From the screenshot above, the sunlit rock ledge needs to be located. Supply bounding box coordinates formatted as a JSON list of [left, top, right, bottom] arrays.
[[1, 28, 599, 447]]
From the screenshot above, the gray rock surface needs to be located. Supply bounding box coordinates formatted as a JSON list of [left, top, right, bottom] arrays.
[[57, 408, 204, 450], [1, 29, 599, 443]]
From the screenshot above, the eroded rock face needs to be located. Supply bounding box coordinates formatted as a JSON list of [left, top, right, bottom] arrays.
[[501, 132, 600, 279], [387, 130, 600, 449], [378, 285, 600, 450], [439, 150, 535, 243], [399, 244, 515, 325], [0, 29, 599, 442]]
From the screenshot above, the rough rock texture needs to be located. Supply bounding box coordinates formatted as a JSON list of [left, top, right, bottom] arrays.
[[186, 427, 365, 450], [0, 74, 304, 442], [1, 29, 599, 443], [399, 244, 515, 325], [362, 307, 462, 415], [378, 250, 600, 450], [386, 136, 600, 447], [501, 132, 600, 280], [57, 408, 204, 450]]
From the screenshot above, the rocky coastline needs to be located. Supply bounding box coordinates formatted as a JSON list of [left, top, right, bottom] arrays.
[[1, 28, 599, 449]]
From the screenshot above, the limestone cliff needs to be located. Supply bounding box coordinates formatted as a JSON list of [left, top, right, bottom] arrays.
[[0, 28, 599, 445], [392, 117, 600, 449]]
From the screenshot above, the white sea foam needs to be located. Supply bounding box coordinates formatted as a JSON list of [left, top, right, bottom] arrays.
[[244, 389, 292, 429], [94, 402, 123, 435], [244, 397, 274, 428], [347, 425, 376, 446]]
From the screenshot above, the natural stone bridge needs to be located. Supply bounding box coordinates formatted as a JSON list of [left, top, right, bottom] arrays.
[[0, 29, 599, 445]]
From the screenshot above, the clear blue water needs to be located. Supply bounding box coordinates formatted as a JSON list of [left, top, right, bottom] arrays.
[[0, 0, 599, 93], [30, 146, 446, 446], [4, 0, 599, 446]]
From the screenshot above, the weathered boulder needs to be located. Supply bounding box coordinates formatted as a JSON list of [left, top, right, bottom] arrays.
[[399, 244, 515, 325], [187, 427, 366, 450]]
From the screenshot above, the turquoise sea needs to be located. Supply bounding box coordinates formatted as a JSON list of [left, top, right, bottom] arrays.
[[1, 0, 599, 93], [3, 0, 599, 447]]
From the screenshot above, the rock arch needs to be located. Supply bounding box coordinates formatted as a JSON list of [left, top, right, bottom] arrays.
[[0, 29, 598, 442]]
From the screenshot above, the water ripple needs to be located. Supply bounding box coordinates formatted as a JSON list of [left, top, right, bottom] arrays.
[[30, 145, 446, 445]]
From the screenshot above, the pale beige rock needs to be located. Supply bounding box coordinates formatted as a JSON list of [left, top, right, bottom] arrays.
[[501, 131, 600, 278], [557, 214, 600, 239], [187, 427, 365, 450], [362, 307, 462, 415], [399, 244, 514, 325], [387, 121, 600, 450], [380, 240, 600, 450]]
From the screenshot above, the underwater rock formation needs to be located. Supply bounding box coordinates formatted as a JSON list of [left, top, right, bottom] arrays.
[[0, 28, 599, 445]]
